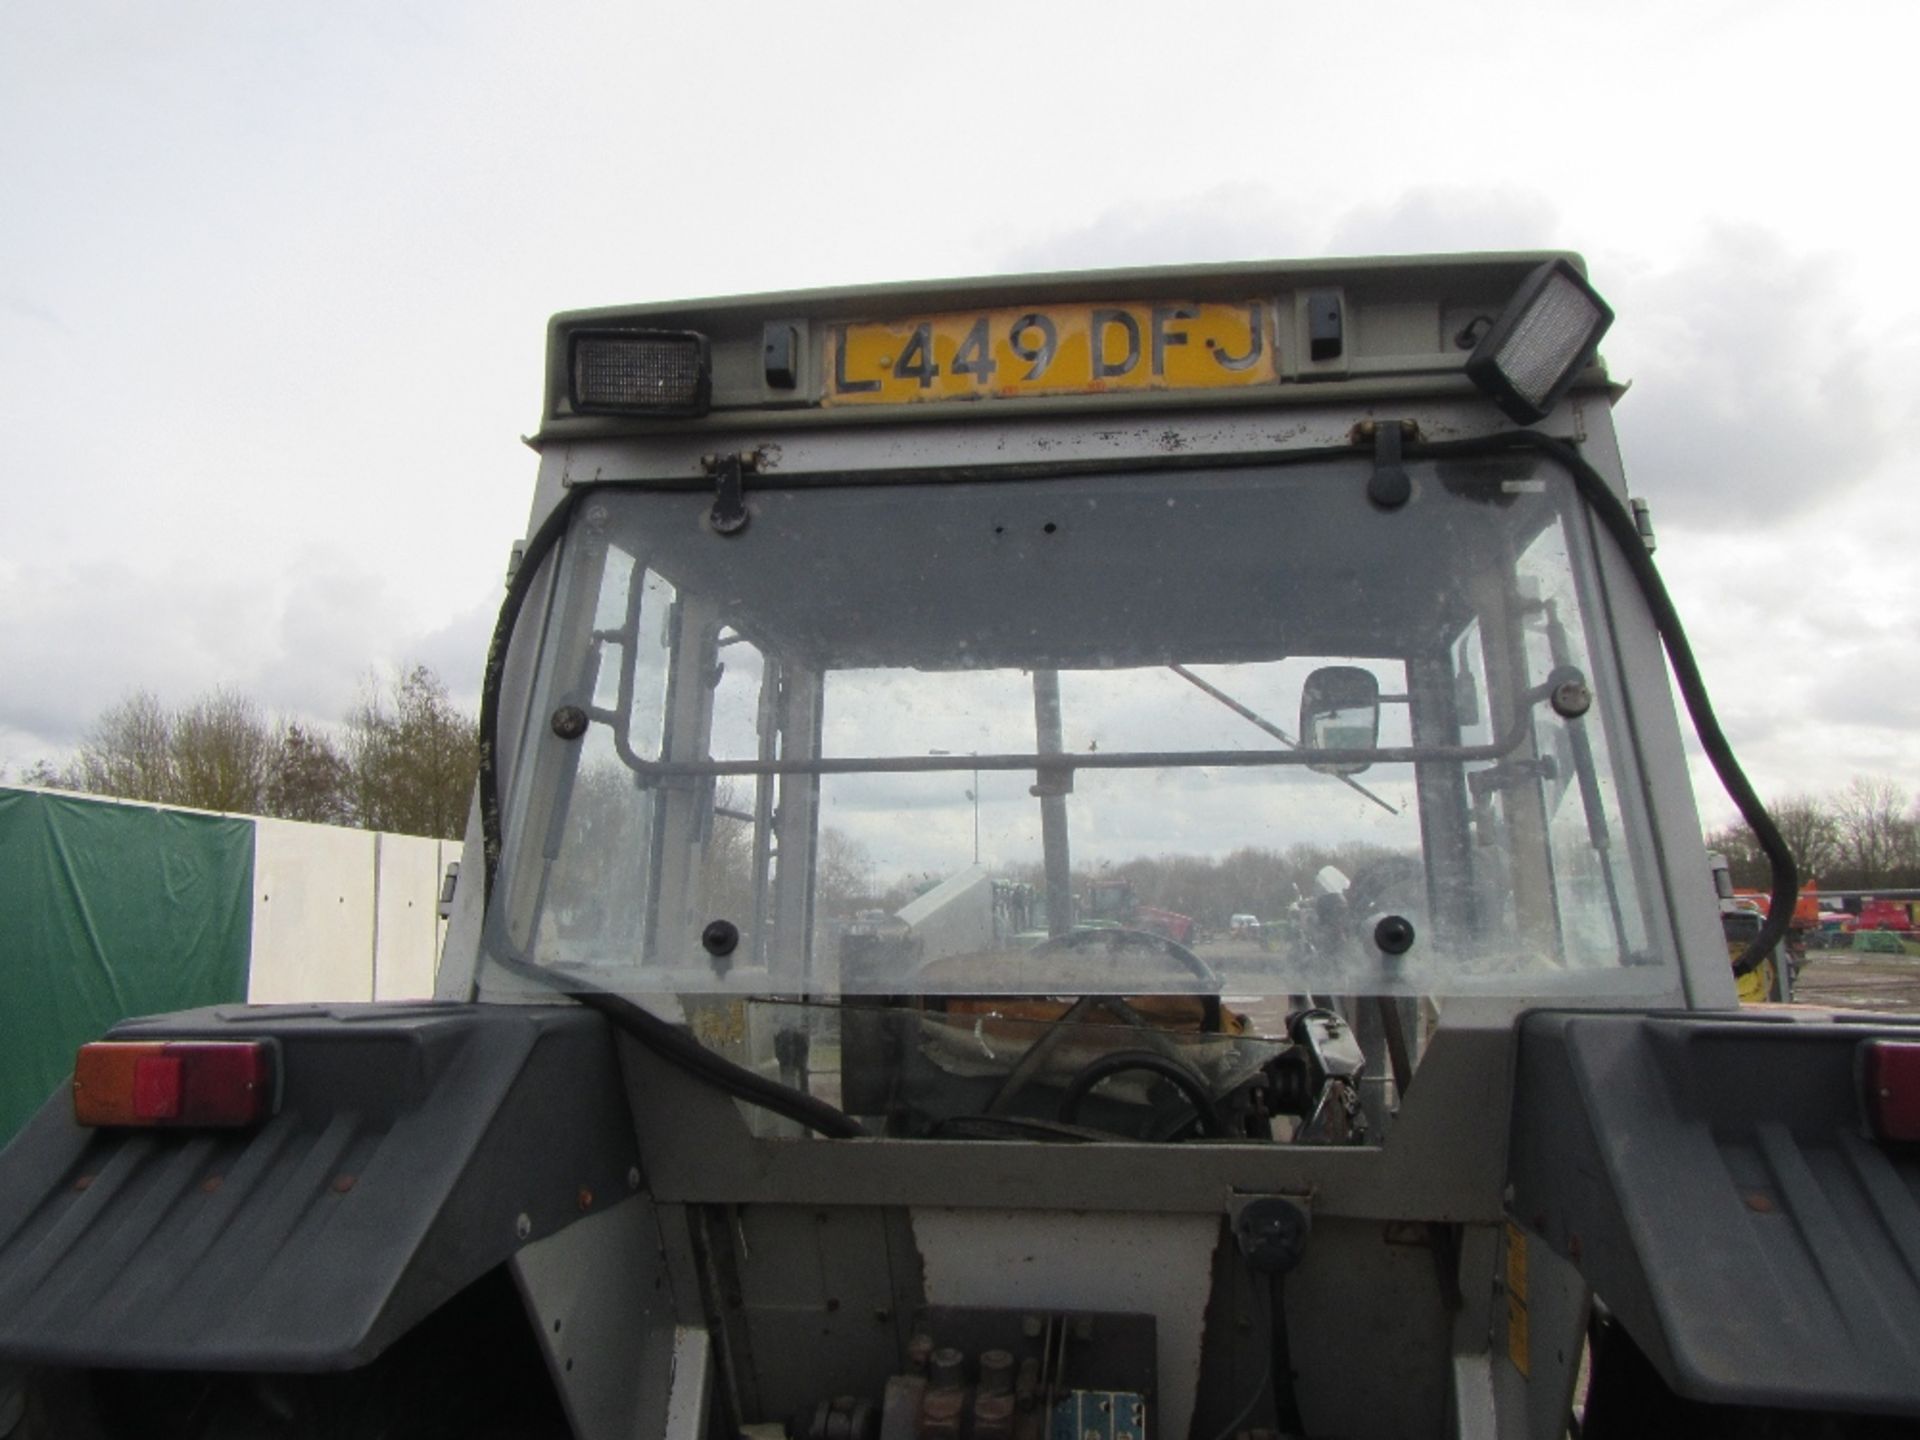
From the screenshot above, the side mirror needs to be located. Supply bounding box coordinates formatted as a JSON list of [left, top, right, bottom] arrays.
[[1300, 666, 1380, 775]]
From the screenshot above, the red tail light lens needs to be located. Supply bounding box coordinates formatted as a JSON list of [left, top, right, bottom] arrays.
[[73, 1041, 278, 1129], [1860, 1039, 1920, 1144], [131, 1054, 184, 1119]]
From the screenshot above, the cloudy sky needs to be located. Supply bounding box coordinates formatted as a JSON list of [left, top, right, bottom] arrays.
[[3, 0, 1916, 834]]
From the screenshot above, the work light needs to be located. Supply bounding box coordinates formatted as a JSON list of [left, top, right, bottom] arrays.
[[569, 328, 711, 416], [1466, 260, 1613, 424]]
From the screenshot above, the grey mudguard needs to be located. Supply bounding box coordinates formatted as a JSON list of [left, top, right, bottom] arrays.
[[1509, 1010, 1920, 1417], [0, 1002, 638, 1372]]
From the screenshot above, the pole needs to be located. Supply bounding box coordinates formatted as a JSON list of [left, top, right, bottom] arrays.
[[972, 760, 980, 864], [1032, 670, 1073, 937]]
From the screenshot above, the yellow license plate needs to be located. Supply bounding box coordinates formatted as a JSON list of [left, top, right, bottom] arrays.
[[824, 299, 1276, 405]]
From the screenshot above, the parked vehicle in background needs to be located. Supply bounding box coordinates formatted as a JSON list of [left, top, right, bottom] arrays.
[[1710, 852, 1791, 1001], [1084, 878, 1197, 946], [1853, 929, 1910, 956], [1852, 897, 1920, 933]]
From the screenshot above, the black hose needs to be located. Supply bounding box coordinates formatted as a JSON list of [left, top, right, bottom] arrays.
[[479, 489, 581, 904], [569, 986, 865, 1140], [1056, 1048, 1232, 1138], [1406, 430, 1798, 975], [489, 953, 865, 1139]]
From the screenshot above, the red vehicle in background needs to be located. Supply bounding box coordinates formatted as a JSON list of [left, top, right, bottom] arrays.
[[1851, 897, 1919, 932], [1734, 884, 1821, 931]]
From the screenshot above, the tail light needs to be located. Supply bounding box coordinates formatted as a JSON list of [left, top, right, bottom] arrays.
[[73, 1041, 278, 1129], [1859, 1038, 1920, 1144]]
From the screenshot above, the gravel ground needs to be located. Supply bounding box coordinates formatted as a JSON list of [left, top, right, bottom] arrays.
[[1788, 948, 1920, 1013]]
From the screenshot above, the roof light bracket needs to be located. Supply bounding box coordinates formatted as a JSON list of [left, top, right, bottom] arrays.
[[1357, 419, 1416, 510], [703, 450, 757, 536]]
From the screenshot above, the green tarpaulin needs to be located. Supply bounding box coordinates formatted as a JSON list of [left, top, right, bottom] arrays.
[[0, 788, 253, 1143]]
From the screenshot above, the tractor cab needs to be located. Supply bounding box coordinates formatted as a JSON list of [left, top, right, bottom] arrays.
[[11, 256, 1918, 1440], [467, 380, 1678, 1145]]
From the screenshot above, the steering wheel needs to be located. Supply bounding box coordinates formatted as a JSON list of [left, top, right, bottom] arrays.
[[1031, 926, 1225, 1033]]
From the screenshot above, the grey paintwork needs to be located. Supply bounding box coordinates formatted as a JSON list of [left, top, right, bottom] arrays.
[[1509, 1009, 1920, 1415], [511, 1195, 688, 1440], [0, 1004, 636, 1371]]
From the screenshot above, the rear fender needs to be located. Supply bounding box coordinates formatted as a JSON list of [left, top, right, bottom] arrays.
[[0, 1003, 638, 1373], [1509, 1010, 1920, 1418]]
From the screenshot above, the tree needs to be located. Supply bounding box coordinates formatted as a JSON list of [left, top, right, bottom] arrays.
[[816, 827, 877, 913], [32, 668, 476, 834], [266, 723, 351, 825], [1766, 794, 1841, 882], [70, 691, 175, 803], [171, 690, 279, 813], [4, 758, 69, 789], [701, 780, 758, 924], [345, 665, 479, 839], [67, 689, 283, 814], [1832, 776, 1912, 886]]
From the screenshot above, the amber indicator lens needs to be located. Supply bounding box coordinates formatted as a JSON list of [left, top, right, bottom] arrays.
[[1860, 1039, 1920, 1144], [73, 1040, 277, 1129]]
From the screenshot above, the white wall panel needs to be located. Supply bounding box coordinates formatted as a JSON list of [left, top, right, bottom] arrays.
[[248, 820, 378, 1002], [372, 834, 445, 1001]]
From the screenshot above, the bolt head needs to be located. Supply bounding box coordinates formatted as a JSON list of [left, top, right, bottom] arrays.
[[1550, 680, 1593, 719], [550, 705, 589, 740], [1368, 466, 1412, 509], [1374, 914, 1417, 956]]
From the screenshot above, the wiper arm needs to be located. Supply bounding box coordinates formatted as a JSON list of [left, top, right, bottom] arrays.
[[1168, 663, 1399, 817]]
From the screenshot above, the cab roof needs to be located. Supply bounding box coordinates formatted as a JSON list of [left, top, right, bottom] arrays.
[[535, 251, 1602, 442]]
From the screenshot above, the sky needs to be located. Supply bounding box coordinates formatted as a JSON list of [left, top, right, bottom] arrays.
[[3, 0, 1917, 836]]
